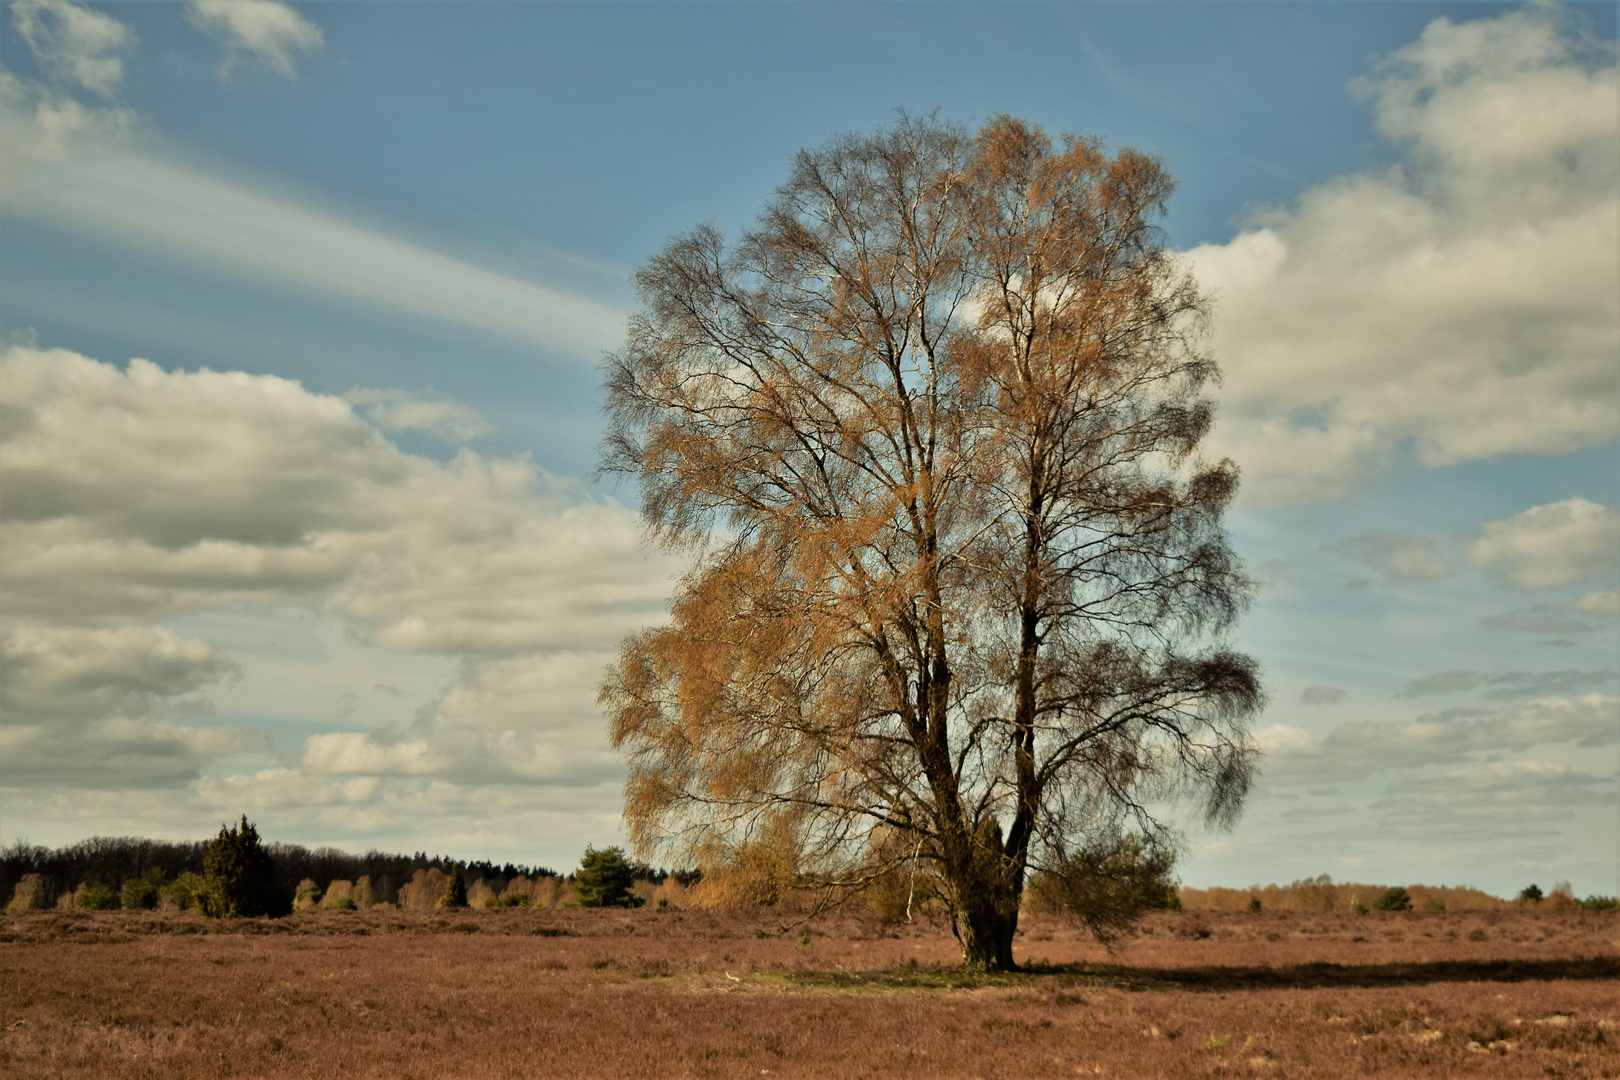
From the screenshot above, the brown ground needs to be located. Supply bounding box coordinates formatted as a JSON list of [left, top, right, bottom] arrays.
[[1, 907, 1615, 1079]]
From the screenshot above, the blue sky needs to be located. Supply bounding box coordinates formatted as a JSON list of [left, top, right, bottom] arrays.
[[1, 0, 1615, 896]]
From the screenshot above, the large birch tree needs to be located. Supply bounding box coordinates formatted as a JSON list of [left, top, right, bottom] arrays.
[[599, 114, 1263, 971]]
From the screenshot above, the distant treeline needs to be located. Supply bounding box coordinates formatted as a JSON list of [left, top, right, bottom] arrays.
[[0, 835, 567, 910], [1179, 875, 1617, 913]]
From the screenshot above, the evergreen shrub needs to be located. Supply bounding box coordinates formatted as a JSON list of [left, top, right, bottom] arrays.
[[198, 817, 282, 918]]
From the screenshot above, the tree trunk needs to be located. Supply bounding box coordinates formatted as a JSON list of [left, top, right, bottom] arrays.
[[947, 823, 1023, 972], [954, 896, 1019, 971]]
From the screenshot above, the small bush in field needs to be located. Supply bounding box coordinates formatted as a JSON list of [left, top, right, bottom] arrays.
[[293, 879, 322, 910], [1247, 895, 1262, 913], [321, 880, 356, 910], [575, 846, 641, 908], [1517, 884, 1543, 905], [1351, 901, 1370, 915], [1427, 898, 1447, 911], [198, 816, 282, 918], [493, 890, 531, 908], [1373, 887, 1412, 911], [438, 865, 468, 909], [1580, 894, 1618, 911], [121, 867, 167, 910], [352, 876, 377, 909], [1026, 836, 1180, 940], [160, 872, 204, 911], [398, 868, 449, 910], [6, 873, 50, 911], [75, 882, 118, 910]]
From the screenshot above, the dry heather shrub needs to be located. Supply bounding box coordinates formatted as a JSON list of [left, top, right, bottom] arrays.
[[55, 889, 74, 910], [352, 876, 377, 910], [321, 880, 355, 910], [1545, 882, 1580, 911], [293, 879, 322, 910], [397, 868, 449, 911], [6, 873, 50, 912]]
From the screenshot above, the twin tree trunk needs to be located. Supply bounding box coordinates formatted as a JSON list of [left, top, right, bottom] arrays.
[[599, 114, 1262, 974]]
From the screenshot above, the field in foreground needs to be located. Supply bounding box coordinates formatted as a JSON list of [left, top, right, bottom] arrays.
[[2, 907, 1615, 1079]]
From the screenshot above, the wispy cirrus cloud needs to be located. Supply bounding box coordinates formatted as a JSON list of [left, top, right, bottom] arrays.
[[343, 388, 493, 445], [1401, 668, 1615, 699], [0, 6, 623, 359], [10, 0, 133, 96], [185, 0, 322, 80]]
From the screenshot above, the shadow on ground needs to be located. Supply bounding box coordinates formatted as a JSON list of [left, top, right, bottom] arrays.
[[796, 956, 1620, 993]]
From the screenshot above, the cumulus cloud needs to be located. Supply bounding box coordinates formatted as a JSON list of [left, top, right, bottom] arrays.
[[1468, 497, 1619, 588], [1191, 3, 1619, 503], [2, 716, 267, 789], [1257, 692, 1619, 785], [185, 0, 322, 80], [1, 625, 239, 721], [0, 346, 675, 635], [342, 388, 493, 445], [10, 0, 134, 97], [0, 344, 680, 801]]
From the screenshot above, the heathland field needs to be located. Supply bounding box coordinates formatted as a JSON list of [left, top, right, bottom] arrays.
[[1, 907, 1615, 1079]]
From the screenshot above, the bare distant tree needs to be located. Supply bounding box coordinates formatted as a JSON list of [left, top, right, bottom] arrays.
[[600, 114, 1263, 971]]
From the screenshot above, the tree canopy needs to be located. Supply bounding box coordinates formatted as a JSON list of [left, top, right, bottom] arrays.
[[600, 114, 1263, 970]]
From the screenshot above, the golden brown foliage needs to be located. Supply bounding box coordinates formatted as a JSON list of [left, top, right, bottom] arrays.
[[395, 867, 449, 911], [601, 113, 1262, 971], [3, 874, 48, 912]]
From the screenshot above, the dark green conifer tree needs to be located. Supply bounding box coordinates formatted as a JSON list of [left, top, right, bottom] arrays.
[[198, 816, 281, 918], [438, 865, 468, 909], [574, 846, 640, 908]]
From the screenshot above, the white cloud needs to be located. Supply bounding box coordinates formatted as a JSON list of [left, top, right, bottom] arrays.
[[2, 716, 267, 789], [342, 388, 493, 445], [1380, 760, 1614, 820], [0, 76, 624, 357], [1191, 3, 1619, 503], [1, 624, 239, 721], [1257, 692, 1619, 785], [185, 0, 322, 80], [0, 344, 681, 799], [195, 767, 380, 809], [10, 0, 134, 97], [1468, 497, 1619, 588], [1576, 589, 1620, 615]]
